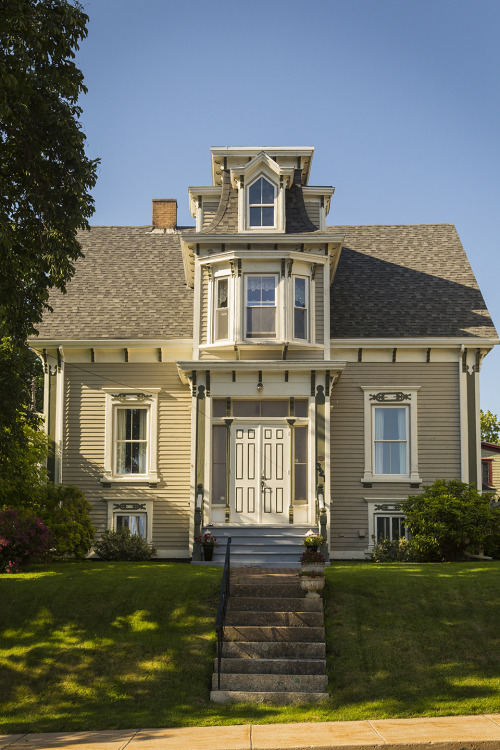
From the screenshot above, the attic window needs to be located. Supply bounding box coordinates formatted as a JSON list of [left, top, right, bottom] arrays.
[[248, 177, 275, 227]]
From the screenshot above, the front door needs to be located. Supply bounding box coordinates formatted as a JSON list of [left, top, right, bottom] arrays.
[[231, 424, 289, 523]]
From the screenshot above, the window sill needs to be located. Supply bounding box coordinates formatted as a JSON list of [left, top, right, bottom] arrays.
[[100, 473, 158, 485], [362, 473, 421, 484]]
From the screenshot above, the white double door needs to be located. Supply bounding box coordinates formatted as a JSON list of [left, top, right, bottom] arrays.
[[231, 423, 289, 524]]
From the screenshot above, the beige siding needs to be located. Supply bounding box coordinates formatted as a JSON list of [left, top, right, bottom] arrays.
[[330, 361, 461, 553], [314, 266, 324, 344], [202, 201, 219, 229], [305, 200, 320, 227], [481, 447, 500, 492], [63, 363, 192, 551], [200, 266, 209, 345]]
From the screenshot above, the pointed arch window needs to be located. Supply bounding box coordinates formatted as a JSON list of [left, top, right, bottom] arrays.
[[248, 177, 275, 227]]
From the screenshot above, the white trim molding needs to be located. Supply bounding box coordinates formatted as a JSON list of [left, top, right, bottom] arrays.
[[101, 388, 160, 484], [105, 497, 154, 543], [364, 497, 407, 551], [361, 387, 421, 485]]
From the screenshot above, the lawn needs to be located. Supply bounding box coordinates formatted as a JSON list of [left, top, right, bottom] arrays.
[[1, 561, 499, 733]]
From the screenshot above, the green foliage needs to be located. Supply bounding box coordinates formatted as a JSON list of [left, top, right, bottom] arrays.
[[0, 421, 48, 508], [0, 0, 99, 342], [94, 528, 157, 562], [299, 547, 326, 564], [0, 340, 44, 466], [480, 409, 500, 444], [370, 536, 441, 562], [37, 484, 94, 558], [0, 506, 52, 573], [400, 479, 500, 560]]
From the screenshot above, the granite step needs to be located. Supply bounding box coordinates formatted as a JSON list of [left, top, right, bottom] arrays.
[[211, 672, 328, 692], [224, 625, 325, 643], [210, 689, 329, 704], [227, 596, 322, 612], [226, 610, 324, 627], [214, 657, 326, 674], [221, 640, 326, 659]]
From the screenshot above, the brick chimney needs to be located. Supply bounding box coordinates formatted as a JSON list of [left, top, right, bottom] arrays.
[[152, 199, 177, 231]]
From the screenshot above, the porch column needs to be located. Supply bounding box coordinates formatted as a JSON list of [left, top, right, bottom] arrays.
[[287, 418, 296, 523], [224, 418, 233, 523], [192, 379, 206, 561]]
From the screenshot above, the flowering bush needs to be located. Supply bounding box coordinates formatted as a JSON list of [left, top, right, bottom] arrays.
[[303, 532, 323, 547], [0, 507, 52, 573], [299, 547, 326, 565], [195, 532, 218, 546], [298, 569, 325, 578]]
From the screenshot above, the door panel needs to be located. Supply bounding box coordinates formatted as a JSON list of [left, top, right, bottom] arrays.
[[231, 424, 289, 523]]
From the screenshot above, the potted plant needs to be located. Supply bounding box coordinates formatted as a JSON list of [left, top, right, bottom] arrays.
[[195, 532, 218, 561], [298, 570, 325, 598], [303, 531, 324, 548], [300, 546, 326, 573]]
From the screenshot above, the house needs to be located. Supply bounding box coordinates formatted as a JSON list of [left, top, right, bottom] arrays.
[[481, 441, 500, 494], [29, 146, 499, 560]]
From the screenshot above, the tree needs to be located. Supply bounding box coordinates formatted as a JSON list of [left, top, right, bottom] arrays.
[[481, 409, 500, 444], [0, 0, 99, 342], [0, 0, 98, 463]]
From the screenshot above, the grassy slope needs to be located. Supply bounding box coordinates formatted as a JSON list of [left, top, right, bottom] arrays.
[[0, 561, 499, 733]]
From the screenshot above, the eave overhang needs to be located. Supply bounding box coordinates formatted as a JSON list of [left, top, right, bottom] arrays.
[[176, 359, 347, 386], [210, 147, 314, 187], [179, 231, 345, 287]]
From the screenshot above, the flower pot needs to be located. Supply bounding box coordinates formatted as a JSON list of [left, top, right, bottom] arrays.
[[300, 576, 325, 598], [301, 563, 325, 574], [203, 544, 214, 561]]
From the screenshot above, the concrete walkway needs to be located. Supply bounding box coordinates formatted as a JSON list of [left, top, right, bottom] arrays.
[[2, 715, 500, 750]]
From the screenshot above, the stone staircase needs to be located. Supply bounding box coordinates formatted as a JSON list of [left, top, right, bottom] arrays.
[[210, 568, 328, 704], [194, 525, 313, 567]]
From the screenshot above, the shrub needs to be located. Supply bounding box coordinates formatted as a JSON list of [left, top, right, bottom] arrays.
[[370, 537, 440, 562], [38, 484, 95, 558], [94, 528, 157, 561], [400, 479, 500, 561], [0, 507, 52, 573]]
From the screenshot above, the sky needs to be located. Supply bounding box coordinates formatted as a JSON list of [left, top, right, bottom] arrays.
[[75, 0, 500, 416]]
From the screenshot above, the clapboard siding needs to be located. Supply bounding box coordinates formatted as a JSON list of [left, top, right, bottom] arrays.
[[314, 265, 324, 344], [63, 363, 191, 550], [200, 266, 209, 346], [330, 361, 461, 553], [305, 200, 320, 228], [202, 200, 219, 229]]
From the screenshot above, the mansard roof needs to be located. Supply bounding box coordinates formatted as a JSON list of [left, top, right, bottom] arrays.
[[31, 223, 496, 342]]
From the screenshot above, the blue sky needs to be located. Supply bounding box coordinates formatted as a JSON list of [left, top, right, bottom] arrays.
[[76, 0, 500, 416]]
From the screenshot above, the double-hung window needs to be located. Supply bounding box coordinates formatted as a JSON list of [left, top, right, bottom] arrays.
[[115, 408, 148, 475], [248, 177, 275, 227], [101, 389, 160, 484], [373, 407, 408, 475], [214, 277, 229, 341], [245, 275, 277, 339], [362, 388, 421, 484], [293, 276, 309, 340]]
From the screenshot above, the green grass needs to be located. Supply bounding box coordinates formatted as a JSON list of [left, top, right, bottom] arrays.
[[1, 561, 500, 733]]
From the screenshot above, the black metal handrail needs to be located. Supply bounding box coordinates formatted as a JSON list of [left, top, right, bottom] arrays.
[[215, 537, 231, 690]]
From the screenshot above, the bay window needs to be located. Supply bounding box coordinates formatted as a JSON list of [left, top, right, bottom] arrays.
[[214, 277, 229, 340]]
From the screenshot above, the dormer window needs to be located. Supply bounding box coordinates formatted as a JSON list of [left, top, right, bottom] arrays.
[[248, 177, 275, 228]]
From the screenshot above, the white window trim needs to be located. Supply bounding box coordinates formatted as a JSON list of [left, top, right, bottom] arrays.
[[212, 273, 231, 343], [101, 388, 160, 484], [247, 175, 277, 230], [364, 498, 407, 551], [238, 171, 285, 233], [361, 387, 421, 484], [105, 497, 154, 543], [244, 273, 279, 341], [292, 275, 310, 343]]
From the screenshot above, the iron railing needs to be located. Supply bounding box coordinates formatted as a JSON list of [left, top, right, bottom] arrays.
[[215, 537, 231, 690]]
